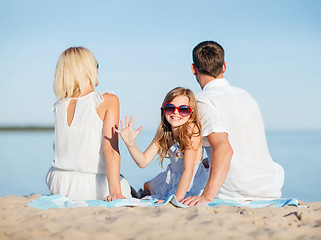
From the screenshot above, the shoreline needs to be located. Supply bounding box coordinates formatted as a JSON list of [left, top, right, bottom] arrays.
[[0, 194, 320, 240], [1, 127, 320, 133], [0, 126, 54, 132]]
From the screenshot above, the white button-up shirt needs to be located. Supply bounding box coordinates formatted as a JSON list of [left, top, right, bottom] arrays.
[[196, 78, 284, 200]]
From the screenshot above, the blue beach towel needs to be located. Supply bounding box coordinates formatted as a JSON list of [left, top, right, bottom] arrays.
[[29, 194, 299, 210]]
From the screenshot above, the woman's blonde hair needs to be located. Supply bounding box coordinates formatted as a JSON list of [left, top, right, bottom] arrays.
[[155, 87, 202, 166], [54, 47, 98, 100]]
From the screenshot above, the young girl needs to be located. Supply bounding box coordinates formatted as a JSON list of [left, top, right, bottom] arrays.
[[46, 47, 131, 201], [116, 87, 208, 201]]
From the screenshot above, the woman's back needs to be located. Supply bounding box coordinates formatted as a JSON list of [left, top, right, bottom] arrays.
[[53, 91, 106, 173], [47, 46, 131, 201]]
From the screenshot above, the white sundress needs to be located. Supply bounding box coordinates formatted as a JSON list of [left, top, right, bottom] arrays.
[[149, 142, 209, 200], [46, 91, 131, 201]]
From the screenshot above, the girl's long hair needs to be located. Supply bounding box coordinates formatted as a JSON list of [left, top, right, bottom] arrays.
[[155, 87, 202, 166], [54, 47, 98, 100]]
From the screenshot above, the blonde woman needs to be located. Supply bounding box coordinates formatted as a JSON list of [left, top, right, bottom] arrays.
[[46, 47, 131, 201], [116, 87, 208, 202]]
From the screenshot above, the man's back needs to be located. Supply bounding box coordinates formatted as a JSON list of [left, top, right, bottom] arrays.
[[196, 78, 284, 200]]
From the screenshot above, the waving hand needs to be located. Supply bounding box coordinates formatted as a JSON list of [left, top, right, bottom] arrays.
[[115, 116, 143, 147]]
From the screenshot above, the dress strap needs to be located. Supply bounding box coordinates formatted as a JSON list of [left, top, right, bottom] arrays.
[[52, 98, 69, 112], [94, 91, 115, 109], [52, 102, 58, 112]]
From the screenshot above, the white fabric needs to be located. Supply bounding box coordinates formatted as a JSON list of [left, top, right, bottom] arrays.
[[196, 78, 284, 200], [46, 166, 131, 201], [149, 142, 209, 200], [46, 91, 131, 200]]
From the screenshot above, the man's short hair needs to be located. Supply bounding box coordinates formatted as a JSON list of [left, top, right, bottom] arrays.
[[192, 41, 225, 78]]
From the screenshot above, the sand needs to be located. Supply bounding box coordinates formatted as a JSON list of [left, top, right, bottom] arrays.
[[0, 194, 320, 240]]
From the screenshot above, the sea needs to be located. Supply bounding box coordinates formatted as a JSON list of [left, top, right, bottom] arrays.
[[0, 130, 320, 202]]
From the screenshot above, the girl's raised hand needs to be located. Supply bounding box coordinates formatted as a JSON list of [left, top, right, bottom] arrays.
[[115, 116, 143, 146]]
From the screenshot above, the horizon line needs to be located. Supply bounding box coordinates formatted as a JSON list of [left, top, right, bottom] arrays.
[[0, 125, 320, 133]]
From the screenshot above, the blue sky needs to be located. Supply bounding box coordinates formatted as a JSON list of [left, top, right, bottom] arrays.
[[1, 0, 320, 130]]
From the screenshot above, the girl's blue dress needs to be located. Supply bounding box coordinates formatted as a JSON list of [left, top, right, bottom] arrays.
[[149, 142, 209, 200]]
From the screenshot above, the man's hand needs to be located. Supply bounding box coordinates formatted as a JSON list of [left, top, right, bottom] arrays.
[[156, 199, 164, 204], [104, 194, 126, 202], [181, 132, 233, 207], [181, 195, 212, 206]]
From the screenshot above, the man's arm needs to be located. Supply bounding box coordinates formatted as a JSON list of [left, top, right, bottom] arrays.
[[201, 132, 233, 200], [181, 132, 233, 206]]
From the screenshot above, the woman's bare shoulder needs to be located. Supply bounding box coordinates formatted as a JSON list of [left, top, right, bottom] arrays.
[[96, 93, 119, 118], [102, 92, 119, 102], [100, 93, 119, 109]]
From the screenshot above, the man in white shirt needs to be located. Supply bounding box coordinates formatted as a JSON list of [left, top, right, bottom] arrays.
[[182, 41, 284, 206]]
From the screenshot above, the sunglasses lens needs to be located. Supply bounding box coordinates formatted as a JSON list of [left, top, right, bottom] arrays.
[[163, 104, 175, 115], [179, 105, 191, 116]]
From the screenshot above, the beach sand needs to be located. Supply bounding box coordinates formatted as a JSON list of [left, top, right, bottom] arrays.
[[0, 194, 320, 240]]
